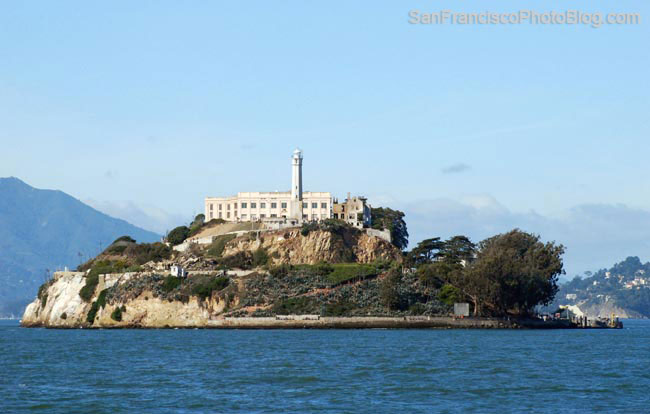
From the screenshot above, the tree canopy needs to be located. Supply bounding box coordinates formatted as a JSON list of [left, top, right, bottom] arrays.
[[444, 229, 564, 316], [371, 207, 409, 250], [407, 238, 444, 266], [407, 230, 564, 317], [167, 226, 190, 246]]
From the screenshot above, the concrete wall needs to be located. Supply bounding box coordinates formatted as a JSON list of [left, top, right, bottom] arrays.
[[365, 228, 391, 243]]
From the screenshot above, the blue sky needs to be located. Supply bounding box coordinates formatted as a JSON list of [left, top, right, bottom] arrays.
[[1, 1, 648, 277]]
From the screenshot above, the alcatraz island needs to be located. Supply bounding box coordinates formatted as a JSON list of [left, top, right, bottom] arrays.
[[21, 149, 622, 329]]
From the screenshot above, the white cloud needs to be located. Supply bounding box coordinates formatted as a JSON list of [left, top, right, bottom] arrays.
[[400, 197, 650, 278]]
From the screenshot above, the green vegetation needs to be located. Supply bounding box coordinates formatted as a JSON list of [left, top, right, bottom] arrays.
[[219, 251, 252, 269], [553, 256, 650, 317], [407, 230, 564, 317], [167, 226, 190, 245], [437, 284, 460, 306], [114, 236, 136, 243], [107, 244, 128, 254], [79, 262, 110, 302], [86, 289, 108, 324], [252, 248, 270, 267], [268, 263, 383, 286], [323, 300, 355, 316], [379, 267, 403, 310], [110, 306, 123, 322], [188, 214, 205, 236], [206, 234, 236, 257], [326, 263, 379, 285], [408, 303, 427, 315], [190, 275, 229, 300], [86, 302, 99, 323], [79, 260, 133, 302], [96, 289, 107, 308], [370, 207, 409, 250], [162, 275, 182, 293], [272, 296, 318, 315], [125, 243, 171, 264], [269, 263, 292, 278], [301, 219, 353, 237], [37, 281, 51, 307]]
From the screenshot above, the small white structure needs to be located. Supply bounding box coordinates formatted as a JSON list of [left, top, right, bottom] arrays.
[[454, 303, 470, 317], [170, 265, 187, 278]]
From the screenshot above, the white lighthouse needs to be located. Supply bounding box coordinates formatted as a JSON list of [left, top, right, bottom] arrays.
[[290, 148, 303, 220]]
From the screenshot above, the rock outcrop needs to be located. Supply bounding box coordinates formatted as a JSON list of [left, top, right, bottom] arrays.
[[21, 271, 231, 328], [223, 228, 402, 265], [21, 226, 406, 329]]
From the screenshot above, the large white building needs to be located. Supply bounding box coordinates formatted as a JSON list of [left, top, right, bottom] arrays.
[[204, 149, 333, 224]]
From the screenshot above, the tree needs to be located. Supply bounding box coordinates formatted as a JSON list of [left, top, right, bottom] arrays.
[[407, 238, 444, 266], [379, 267, 403, 310], [371, 207, 409, 250], [190, 214, 205, 233], [449, 229, 564, 316], [167, 226, 190, 246], [439, 235, 476, 265]]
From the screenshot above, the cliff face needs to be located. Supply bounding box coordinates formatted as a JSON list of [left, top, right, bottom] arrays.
[[22, 272, 89, 328], [21, 226, 408, 328], [21, 271, 231, 328], [223, 229, 402, 265]]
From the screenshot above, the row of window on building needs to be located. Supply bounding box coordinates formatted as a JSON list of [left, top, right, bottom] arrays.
[[209, 211, 324, 220], [209, 202, 328, 211]]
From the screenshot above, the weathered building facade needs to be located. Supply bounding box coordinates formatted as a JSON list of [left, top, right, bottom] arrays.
[[205, 149, 332, 224], [332, 193, 372, 228]]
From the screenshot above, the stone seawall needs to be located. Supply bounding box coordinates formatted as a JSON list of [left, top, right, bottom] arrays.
[[205, 316, 574, 329]]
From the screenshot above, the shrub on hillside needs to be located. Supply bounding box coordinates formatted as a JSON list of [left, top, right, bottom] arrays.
[[107, 244, 128, 254], [206, 234, 236, 258], [167, 226, 190, 245], [437, 284, 460, 306], [113, 236, 136, 244], [323, 300, 355, 316], [219, 251, 252, 269], [162, 275, 182, 293], [252, 248, 270, 267], [110, 306, 123, 322], [272, 296, 318, 315], [37, 280, 52, 306], [190, 275, 229, 300], [269, 264, 292, 277], [326, 263, 378, 285], [86, 289, 108, 324], [79, 261, 114, 302], [124, 242, 172, 264], [187, 214, 206, 236]]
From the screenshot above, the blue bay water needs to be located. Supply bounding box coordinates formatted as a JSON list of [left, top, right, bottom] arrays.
[[1, 320, 649, 413]]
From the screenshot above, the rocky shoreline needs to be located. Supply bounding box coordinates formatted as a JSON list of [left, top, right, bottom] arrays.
[[22, 315, 619, 330], [21, 270, 623, 330]]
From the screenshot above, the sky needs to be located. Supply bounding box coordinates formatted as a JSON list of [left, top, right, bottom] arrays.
[[1, 1, 648, 278]]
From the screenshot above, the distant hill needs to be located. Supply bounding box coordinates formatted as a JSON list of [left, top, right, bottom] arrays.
[[551, 256, 650, 318], [0, 177, 160, 317]]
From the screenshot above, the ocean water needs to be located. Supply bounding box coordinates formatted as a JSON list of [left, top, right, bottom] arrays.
[[1, 320, 648, 413]]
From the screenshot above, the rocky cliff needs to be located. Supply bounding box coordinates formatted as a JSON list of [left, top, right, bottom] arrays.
[[21, 225, 418, 328], [223, 228, 401, 265], [21, 271, 231, 328]]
